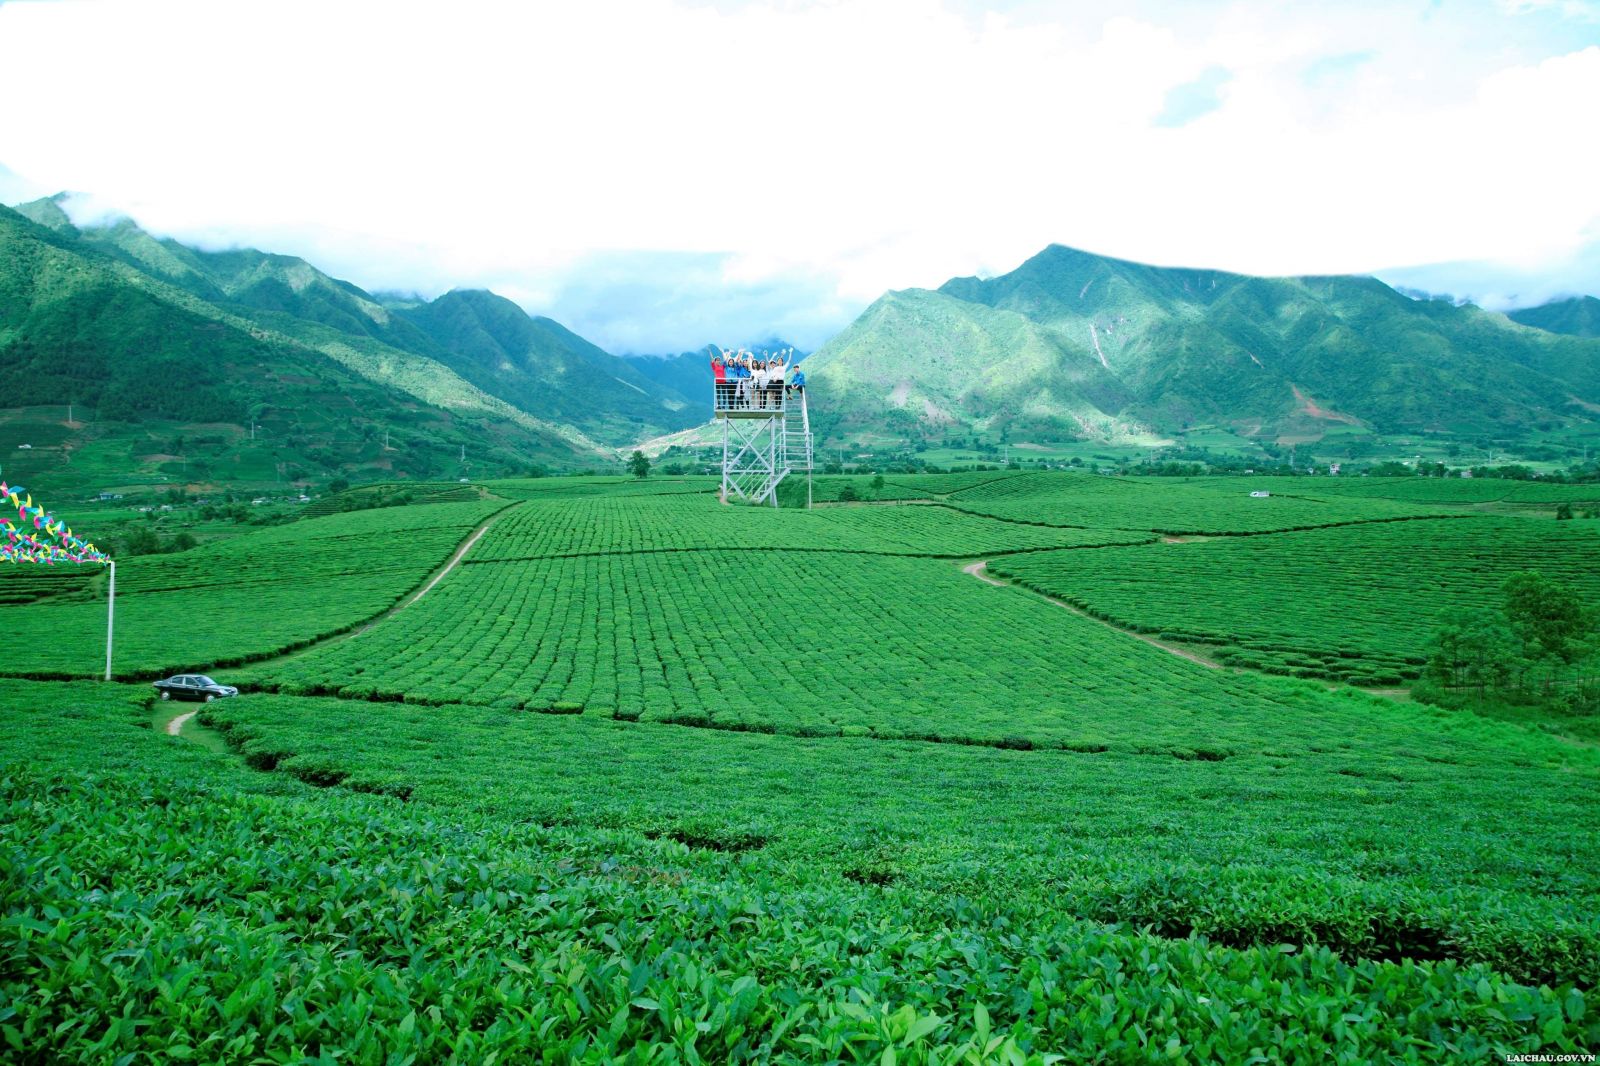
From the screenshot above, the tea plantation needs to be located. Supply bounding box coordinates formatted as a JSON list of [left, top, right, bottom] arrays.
[[2, 472, 1597, 1062], [0, 499, 506, 679], [990, 516, 1600, 684], [944, 471, 1467, 533]]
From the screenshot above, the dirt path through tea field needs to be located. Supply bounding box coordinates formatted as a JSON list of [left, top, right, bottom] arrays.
[[400, 518, 494, 610], [962, 560, 1223, 670], [166, 709, 198, 735], [192, 505, 513, 680]]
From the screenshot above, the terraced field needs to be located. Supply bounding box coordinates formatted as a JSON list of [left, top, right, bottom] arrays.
[[470, 494, 1152, 561], [1193, 475, 1600, 506], [246, 548, 1430, 752], [481, 474, 720, 500]]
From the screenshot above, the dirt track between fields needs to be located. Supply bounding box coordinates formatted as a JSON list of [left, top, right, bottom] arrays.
[[962, 560, 1223, 670], [166, 709, 198, 735], [191, 506, 511, 680], [399, 519, 494, 610]]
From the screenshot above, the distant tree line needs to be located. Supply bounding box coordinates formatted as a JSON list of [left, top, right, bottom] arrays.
[[1419, 571, 1598, 715]]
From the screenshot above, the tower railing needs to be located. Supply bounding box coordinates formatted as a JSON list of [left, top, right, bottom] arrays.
[[715, 378, 811, 507]]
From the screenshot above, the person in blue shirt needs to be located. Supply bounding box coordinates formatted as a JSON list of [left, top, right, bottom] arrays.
[[728, 351, 752, 408], [788, 365, 805, 397]]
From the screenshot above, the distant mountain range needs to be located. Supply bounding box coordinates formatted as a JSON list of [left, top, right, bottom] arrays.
[[1509, 295, 1600, 339], [802, 244, 1600, 444], [1, 195, 703, 491], [6, 191, 1600, 491]]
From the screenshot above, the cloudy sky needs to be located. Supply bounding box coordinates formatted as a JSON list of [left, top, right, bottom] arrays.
[[1, 0, 1598, 353]]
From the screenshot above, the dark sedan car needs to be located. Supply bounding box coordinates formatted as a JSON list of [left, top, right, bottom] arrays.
[[152, 674, 239, 702]]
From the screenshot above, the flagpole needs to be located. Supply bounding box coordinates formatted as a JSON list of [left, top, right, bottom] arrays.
[[105, 560, 115, 681]]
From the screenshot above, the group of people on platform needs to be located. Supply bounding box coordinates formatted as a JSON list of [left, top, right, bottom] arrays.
[[711, 348, 805, 411]]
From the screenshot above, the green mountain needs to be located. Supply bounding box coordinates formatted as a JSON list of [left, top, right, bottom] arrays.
[[1510, 295, 1600, 339], [804, 244, 1600, 444], [395, 289, 698, 443], [10, 196, 697, 449], [0, 203, 605, 495]]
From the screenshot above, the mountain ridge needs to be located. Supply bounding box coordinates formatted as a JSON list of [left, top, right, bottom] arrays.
[[0, 202, 619, 492], [7, 195, 698, 450], [1510, 295, 1600, 339], [804, 243, 1600, 445]]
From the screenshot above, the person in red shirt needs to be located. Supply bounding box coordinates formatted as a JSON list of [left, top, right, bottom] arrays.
[[711, 351, 730, 410]]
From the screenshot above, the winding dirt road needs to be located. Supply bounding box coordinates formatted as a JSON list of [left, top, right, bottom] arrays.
[[962, 560, 1223, 670], [166, 709, 198, 736]]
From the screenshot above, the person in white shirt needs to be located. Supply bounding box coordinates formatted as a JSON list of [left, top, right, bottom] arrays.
[[766, 350, 788, 408], [752, 358, 770, 409]]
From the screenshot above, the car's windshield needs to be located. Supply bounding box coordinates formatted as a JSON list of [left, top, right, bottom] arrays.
[[195, 676, 216, 687]]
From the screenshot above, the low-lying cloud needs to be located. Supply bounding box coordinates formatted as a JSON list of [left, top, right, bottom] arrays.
[[2, 0, 1598, 351]]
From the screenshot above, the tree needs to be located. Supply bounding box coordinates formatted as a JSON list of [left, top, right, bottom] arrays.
[[871, 474, 885, 492], [327, 477, 350, 495], [837, 484, 860, 502], [1556, 503, 1574, 521], [1426, 608, 1517, 696], [1503, 570, 1591, 667], [627, 450, 651, 479]]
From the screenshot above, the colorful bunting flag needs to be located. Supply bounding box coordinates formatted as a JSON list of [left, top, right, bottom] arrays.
[[0, 480, 109, 564]]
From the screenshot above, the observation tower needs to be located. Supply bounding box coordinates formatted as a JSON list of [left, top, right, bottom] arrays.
[[714, 349, 813, 508]]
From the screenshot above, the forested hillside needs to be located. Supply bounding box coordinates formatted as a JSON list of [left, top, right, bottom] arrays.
[[805, 244, 1600, 444], [0, 204, 604, 491]]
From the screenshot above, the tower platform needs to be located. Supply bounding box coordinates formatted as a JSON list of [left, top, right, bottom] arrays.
[[714, 371, 812, 507]]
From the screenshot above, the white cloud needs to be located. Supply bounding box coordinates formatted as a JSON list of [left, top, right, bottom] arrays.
[[1, 0, 1598, 350]]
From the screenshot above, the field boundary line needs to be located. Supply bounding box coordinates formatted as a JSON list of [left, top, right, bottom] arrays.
[[461, 536, 1159, 567], [961, 560, 1224, 671], [938, 503, 1488, 538], [399, 516, 499, 610]]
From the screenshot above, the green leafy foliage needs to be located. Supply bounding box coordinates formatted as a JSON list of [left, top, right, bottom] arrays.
[[0, 500, 503, 678], [947, 471, 1455, 533], [992, 517, 1600, 684], [3, 682, 1598, 1063], [468, 494, 1150, 561], [241, 544, 1430, 751]]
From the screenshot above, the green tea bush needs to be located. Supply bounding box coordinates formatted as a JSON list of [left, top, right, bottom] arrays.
[[0, 500, 505, 678], [2, 681, 1595, 1062], [992, 517, 1600, 683], [947, 471, 1462, 533]]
